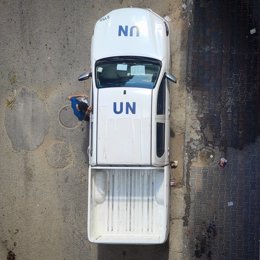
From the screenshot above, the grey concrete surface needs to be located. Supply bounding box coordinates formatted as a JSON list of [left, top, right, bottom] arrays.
[[5, 87, 49, 151], [0, 1, 188, 260]]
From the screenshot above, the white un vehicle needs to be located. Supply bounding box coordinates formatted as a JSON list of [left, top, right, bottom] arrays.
[[79, 7, 177, 244]]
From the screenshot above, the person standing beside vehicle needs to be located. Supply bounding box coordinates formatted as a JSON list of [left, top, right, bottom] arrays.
[[67, 94, 92, 121]]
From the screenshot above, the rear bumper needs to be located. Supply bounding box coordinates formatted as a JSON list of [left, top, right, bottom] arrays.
[[89, 234, 167, 245]]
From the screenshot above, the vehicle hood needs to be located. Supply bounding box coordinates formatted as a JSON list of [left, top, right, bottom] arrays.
[[92, 8, 169, 61], [96, 87, 152, 165]]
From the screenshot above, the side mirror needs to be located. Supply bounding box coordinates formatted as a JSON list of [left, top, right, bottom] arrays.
[[78, 72, 92, 81], [165, 72, 177, 83]]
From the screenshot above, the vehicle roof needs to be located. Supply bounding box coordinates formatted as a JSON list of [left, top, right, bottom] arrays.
[[91, 8, 169, 62]]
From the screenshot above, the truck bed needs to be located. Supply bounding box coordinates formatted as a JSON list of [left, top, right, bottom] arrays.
[[88, 167, 169, 244]]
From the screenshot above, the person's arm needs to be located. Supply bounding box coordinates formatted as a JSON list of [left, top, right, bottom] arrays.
[[67, 93, 88, 100], [87, 106, 92, 113]]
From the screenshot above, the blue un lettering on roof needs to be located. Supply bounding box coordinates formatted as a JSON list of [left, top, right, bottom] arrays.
[[118, 25, 140, 37]]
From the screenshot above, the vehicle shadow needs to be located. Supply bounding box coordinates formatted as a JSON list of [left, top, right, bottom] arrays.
[[98, 241, 169, 260]]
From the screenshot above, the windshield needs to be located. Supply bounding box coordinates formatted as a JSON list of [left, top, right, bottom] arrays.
[[95, 57, 161, 89]]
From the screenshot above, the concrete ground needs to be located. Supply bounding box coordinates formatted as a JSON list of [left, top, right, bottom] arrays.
[[0, 1, 188, 260]]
